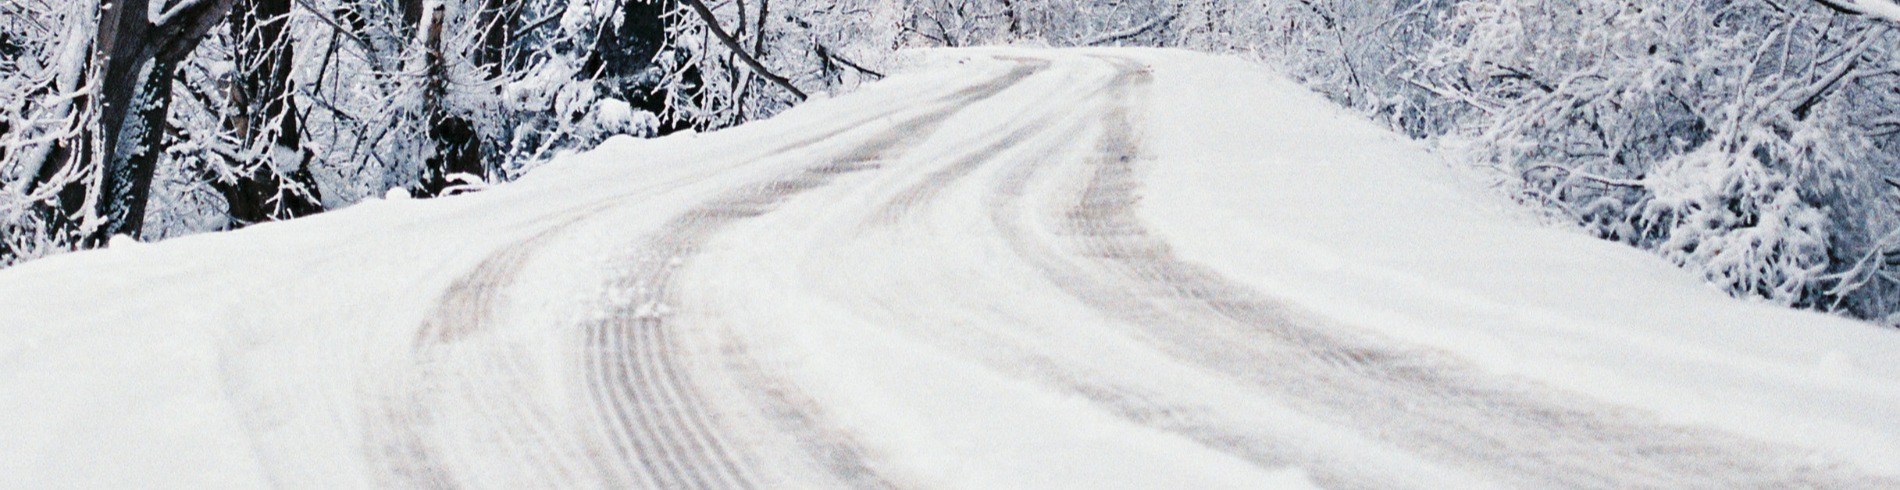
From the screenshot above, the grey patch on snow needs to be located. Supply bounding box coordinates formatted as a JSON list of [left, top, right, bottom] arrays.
[[366, 215, 617, 489]]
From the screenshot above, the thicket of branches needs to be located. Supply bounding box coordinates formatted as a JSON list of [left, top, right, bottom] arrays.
[[0, 0, 899, 266], [3, 0, 1897, 326]]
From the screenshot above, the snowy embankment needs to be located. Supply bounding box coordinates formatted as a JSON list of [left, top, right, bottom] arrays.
[[1, 49, 1896, 489]]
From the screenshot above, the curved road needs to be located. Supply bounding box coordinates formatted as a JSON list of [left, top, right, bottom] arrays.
[[362, 52, 1892, 488], [3, 50, 1894, 489]]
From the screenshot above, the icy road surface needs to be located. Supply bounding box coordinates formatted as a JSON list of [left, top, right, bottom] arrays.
[[4, 49, 1900, 489]]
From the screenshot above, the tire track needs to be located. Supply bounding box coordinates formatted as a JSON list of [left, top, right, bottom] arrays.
[[819, 54, 1354, 486], [707, 330, 905, 490], [371, 220, 600, 489], [890, 57, 1398, 487], [366, 59, 1044, 489], [829, 55, 1367, 486], [868, 58, 1128, 226], [348, 50, 1878, 490], [994, 55, 1896, 488], [575, 61, 1044, 490]]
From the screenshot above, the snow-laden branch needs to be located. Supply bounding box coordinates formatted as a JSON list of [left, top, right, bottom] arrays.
[[1083, 11, 1177, 46], [1814, 0, 1900, 24], [1789, 25, 1888, 119], [147, 0, 207, 26]]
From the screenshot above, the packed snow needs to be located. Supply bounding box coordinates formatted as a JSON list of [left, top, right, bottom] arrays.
[[1, 49, 1897, 489]]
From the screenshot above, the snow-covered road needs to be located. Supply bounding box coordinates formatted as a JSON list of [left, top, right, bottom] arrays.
[[4, 49, 1900, 489]]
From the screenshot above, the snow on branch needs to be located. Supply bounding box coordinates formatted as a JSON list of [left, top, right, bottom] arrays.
[[1814, 0, 1900, 24], [1083, 10, 1177, 46], [146, 0, 207, 26]]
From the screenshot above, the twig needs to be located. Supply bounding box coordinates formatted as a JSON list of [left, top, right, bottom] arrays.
[[1790, 25, 1886, 119], [516, 10, 564, 39], [1400, 76, 1499, 115], [1523, 164, 1646, 189], [814, 41, 884, 79], [288, 0, 383, 68]]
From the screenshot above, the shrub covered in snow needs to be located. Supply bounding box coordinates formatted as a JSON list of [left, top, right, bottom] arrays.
[[1404, 0, 1900, 323]]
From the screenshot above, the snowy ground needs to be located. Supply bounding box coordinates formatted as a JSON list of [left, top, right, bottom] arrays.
[[2, 49, 1898, 489]]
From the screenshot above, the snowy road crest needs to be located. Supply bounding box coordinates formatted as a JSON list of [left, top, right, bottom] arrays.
[[3, 49, 1898, 489]]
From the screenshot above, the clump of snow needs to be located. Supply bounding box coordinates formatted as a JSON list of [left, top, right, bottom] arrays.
[[1640, 146, 1832, 304], [590, 99, 647, 137], [107, 234, 140, 249]]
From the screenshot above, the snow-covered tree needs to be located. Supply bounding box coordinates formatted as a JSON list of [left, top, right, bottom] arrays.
[[656, 0, 903, 129], [0, 0, 101, 264], [1406, 0, 1899, 322]]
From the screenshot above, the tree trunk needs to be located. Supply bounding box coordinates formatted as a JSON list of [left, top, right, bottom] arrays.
[[589, 0, 671, 109], [90, 0, 235, 242], [215, 0, 324, 229], [416, 1, 481, 197], [398, 0, 423, 33]]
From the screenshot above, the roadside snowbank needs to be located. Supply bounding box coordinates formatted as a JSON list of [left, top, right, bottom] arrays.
[[1133, 49, 1900, 474]]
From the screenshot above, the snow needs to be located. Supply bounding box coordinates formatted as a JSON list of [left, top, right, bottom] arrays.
[[1137, 50, 1900, 474], [147, 0, 208, 27], [588, 98, 658, 138], [2, 48, 1897, 488], [1827, 0, 1900, 24]]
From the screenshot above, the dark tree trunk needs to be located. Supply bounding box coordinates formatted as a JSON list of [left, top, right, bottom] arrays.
[[398, 0, 423, 33], [588, 0, 671, 114], [612, 0, 671, 76], [755, 0, 769, 56], [419, 116, 483, 196], [89, 0, 235, 242], [415, 1, 482, 197], [217, 0, 324, 229]]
